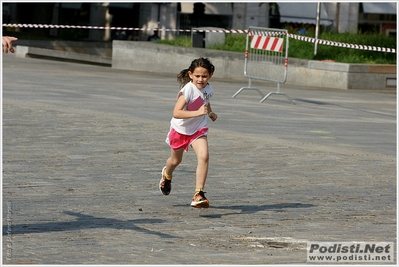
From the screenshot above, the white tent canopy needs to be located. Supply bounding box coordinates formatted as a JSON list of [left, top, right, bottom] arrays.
[[108, 3, 134, 9], [59, 3, 82, 9], [362, 2, 397, 14], [277, 3, 332, 26], [180, 2, 233, 15]]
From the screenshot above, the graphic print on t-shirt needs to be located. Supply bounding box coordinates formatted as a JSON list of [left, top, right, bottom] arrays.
[[187, 96, 204, 111], [203, 91, 211, 104]]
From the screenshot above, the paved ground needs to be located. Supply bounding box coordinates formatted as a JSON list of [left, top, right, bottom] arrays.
[[2, 54, 396, 264]]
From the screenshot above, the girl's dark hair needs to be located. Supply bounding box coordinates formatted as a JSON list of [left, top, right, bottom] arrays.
[[177, 57, 215, 88]]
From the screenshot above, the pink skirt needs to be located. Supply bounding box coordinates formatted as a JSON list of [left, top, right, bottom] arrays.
[[166, 127, 208, 152]]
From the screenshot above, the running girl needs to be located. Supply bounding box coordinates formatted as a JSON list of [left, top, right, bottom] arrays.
[[160, 57, 218, 208]]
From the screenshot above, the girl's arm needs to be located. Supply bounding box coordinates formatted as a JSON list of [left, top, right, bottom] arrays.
[[207, 102, 218, 122], [173, 94, 208, 119]]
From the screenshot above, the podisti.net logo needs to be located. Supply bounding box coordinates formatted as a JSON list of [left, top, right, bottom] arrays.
[[307, 242, 394, 263]]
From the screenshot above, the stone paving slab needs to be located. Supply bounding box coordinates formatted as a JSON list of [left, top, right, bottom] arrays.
[[2, 54, 396, 264]]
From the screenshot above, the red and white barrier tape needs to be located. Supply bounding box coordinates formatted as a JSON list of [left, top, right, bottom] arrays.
[[3, 23, 396, 53], [288, 34, 396, 53], [2, 23, 248, 33], [248, 30, 396, 53]]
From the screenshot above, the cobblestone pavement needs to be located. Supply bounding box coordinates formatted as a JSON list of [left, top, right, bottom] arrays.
[[2, 54, 396, 264]]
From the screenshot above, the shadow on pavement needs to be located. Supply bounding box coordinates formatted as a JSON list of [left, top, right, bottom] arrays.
[[4, 211, 178, 238], [175, 202, 315, 218]]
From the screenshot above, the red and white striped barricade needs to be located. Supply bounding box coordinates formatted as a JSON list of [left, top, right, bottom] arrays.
[[232, 26, 294, 104]]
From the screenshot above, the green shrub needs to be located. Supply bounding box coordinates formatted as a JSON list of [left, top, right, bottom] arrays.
[[157, 30, 396, 64], [306, 31, 396, 64], [209, 33, 247, 52], [156, 36, 192, 47]]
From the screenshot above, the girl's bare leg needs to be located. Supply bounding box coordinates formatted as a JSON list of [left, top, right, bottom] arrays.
[[165, 148, 184, 176], [191, 136, 209, 190]]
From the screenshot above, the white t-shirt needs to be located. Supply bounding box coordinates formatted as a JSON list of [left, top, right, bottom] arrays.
[[170, 81, 214, 135]]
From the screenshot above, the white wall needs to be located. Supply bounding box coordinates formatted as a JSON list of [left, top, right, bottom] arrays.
[[139, 3, 177, 40], [338, 3, 359, 33]]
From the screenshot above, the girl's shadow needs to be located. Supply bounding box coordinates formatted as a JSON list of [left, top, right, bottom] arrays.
[[4, 211, 178, 238], [175, 202, 315, 218]]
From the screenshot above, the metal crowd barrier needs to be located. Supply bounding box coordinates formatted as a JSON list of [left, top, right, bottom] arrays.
[[232, 26, 295, 104]]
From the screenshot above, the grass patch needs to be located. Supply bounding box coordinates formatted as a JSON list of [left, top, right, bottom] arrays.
[[157, 36, 192, 47], [156, 30, 396, 64]]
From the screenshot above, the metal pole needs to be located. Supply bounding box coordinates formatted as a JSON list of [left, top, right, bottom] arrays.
[[314, 2, 321, 56], [157, 3, 161, 29], [336, 2, 340, 33]]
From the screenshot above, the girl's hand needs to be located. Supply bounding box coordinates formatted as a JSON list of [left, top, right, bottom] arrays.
[[208, 112, 218, 122], [2, 36, 18, 53], [197, 104, 208, 116]]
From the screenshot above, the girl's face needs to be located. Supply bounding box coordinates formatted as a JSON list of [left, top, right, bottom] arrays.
[[189, 67, 213, 89]]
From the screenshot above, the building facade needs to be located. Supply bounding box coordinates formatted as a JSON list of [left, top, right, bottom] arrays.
[[3, 2, 396, 41]]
